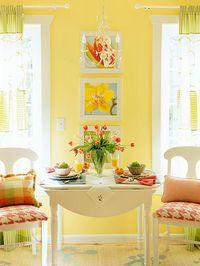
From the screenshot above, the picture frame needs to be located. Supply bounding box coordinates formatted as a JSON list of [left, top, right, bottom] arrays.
[[80, 78, 122, 120], [80, 125, 121, 166], [80, 31, 122, 74]]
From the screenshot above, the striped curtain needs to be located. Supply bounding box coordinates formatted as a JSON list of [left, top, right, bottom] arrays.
[[179, 6, 200, 34], [0, 5, 23, 34], [0, 5, 31, 249]]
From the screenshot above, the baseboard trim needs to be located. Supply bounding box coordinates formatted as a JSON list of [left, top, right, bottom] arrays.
[[62, 234, 137, 244], [47, 233, 184, 244]]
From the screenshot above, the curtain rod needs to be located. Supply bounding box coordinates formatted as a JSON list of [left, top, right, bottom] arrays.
[[135, 4, 179, 10], [23, 3, 69, 9]]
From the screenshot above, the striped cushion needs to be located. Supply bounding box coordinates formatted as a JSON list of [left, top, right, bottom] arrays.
[[0, 179, 40, 207], [0, 205, 48, 225]]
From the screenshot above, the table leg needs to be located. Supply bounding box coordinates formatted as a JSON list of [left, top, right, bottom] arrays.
[[143, 202, 151, 266], [50, 199, 58, 266], [57, 205, 62, 250], [137, 205, 143, 249]]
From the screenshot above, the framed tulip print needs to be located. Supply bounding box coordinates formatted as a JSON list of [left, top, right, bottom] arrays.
[[80, 78, 122, 120], [80, 31, 122, 73]]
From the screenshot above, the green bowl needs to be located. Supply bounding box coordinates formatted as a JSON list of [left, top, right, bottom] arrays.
[[127, 165, 145, 175]]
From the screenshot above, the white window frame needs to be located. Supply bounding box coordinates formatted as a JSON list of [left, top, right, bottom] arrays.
[[24, 16, 53, 167], [150, 15, 179, 183]]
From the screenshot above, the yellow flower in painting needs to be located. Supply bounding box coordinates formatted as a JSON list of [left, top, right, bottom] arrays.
[[85, 83, 114, 113]]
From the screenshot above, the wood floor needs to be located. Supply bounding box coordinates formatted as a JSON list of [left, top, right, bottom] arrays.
[[0, 243, 199, 266]]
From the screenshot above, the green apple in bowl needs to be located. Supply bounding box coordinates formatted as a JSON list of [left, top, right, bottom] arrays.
[[128, 161, 145, 175], [54, 162, 71, 176]]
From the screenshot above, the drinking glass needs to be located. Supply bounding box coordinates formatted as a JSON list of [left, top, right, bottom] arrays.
[[74, 160, 83, 173], [111, 152, 119, 169]]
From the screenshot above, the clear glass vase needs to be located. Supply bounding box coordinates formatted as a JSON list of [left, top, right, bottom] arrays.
[[91, 149, 107, 177]]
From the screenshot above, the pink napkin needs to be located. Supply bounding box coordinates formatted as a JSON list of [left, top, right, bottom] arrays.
[[45, 167, 55, 173], [137, 175, 156, 186], [115, 175, 157, 186]]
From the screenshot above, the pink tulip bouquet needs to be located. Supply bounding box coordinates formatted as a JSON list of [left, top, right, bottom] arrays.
[[68, 124, 135, 176]]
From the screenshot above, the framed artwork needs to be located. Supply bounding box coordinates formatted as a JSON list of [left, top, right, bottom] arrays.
[[80, 78, 122, 120], [80, 125, 121, 166], [80, 31, 122, 73]]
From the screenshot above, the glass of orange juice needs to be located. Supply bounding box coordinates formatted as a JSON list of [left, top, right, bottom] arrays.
[[111, 152, 119, 169], [74, 159, 83, 173]]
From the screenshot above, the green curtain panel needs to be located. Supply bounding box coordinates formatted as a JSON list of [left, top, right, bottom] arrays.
[[0, 91, 9, 131], [179, 6, 200, 34], [2, 230, 31, 250], [190, 91, 198, 131], [185, 228, 200, 251], [0, 5, 23, 34], [16, 90, 28, 130]]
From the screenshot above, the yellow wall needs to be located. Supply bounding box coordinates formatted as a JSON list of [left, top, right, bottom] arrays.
[[1, 0, 196, 235]]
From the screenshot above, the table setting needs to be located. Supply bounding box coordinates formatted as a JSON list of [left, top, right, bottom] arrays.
[[42, 124, 159, 189]]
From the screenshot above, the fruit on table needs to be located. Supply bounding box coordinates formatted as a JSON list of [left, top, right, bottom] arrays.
[[115, 168, 124, 176], [54, 162, 69, 169], [129, 161, 145, 168], [83, 162, 90, 170], [128, 161, 145, 175]]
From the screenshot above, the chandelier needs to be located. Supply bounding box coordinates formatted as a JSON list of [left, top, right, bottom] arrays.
[[81, 0, 121, 68]]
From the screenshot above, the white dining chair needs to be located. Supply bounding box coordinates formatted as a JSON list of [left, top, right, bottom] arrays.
[[0, 147, 48, 266], [152, 146, 200, 266]]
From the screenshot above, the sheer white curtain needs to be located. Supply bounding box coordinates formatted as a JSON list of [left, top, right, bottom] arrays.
[[0, 34, 32, 147], [161, 25, 200, 178], [169, 35, 200, 146]]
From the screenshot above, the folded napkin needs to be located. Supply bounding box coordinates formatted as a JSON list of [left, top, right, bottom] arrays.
[[137, 175, 156, 186], [115, 175, 157, 186]]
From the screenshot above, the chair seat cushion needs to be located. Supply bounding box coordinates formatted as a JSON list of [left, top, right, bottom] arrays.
[[0, 205, 48, 226], [153, 202, 200, 222]]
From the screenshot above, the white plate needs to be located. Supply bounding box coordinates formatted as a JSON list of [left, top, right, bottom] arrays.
[[50, 172, 79, 180]]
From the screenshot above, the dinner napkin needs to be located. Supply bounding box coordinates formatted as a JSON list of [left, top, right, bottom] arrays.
[[115, 175, 157, 186], [137, 175, 156, 186]]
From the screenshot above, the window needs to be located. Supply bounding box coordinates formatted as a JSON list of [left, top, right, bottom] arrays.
[[0, 16, 52, 173], [151, 16, 200, 180]]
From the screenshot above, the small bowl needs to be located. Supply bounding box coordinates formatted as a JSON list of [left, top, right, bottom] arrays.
[[54, 167, 71, 176], [128, 165, 145, 175]]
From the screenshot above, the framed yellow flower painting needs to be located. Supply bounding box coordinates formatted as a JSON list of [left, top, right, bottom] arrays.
[[80, 31, 122, 74], [80, 78, 122, 120]]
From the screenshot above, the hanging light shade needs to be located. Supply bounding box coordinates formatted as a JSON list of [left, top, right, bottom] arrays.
[[81, 0, 121, 68]]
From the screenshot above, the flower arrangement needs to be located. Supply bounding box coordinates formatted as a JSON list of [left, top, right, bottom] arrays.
[[68, 125, 134, 176]]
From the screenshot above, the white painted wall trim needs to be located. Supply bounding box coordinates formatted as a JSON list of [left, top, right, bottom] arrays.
[[46, 233, 184, 244], [150, 15, 178, 24], [150, 15, 178, 194], [24, 16, 53, 166]]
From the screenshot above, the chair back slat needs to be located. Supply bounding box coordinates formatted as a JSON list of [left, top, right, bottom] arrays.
[[0, 148, 38, 173], [164, 146, 200, 179]]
